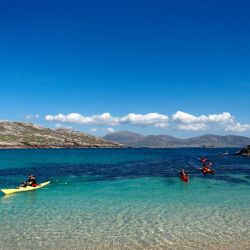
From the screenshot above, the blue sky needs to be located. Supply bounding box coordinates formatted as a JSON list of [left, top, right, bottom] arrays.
[[0, 0, 250, 137]]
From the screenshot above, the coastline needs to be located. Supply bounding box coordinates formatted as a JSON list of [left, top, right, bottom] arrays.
[[0, 145, 241, 149], [0, 145, 125, 149]]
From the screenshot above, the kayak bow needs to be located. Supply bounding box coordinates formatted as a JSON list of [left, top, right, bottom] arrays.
[[202, 169, 214, 174], [180, 175, 189, 182], [1, 181, 50, 195]]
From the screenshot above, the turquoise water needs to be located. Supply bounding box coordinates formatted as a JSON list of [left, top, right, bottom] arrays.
[[0, 148, 250, 249]]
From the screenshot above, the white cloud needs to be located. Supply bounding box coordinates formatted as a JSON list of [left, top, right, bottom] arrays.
[[45, 111, 250, 133], [225, 122, 250, 132], [45, 112, 169, 128], [154, 123, 168, 128], [207, 112, 234, 123], [120, 113, 169, 127], [46, 112, 119, 125], [172, 111, 234, 124], [173, 111, 250, 132], [55, 123, 72, 129], [177, 123, 207, 131], [25, 114, 40, 120], [106, 128, 114, 133], [90, 128, 97, 133]]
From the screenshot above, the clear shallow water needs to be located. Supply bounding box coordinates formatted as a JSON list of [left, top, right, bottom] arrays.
[[0, 148, 250, 250]]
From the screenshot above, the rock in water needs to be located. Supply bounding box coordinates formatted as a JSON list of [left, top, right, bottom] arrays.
[[237, 145, 250, 157]]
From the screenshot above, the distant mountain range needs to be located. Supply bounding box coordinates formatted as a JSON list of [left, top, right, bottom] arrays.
[[103, 131, 250, 148], [0, 121, 122, 148]]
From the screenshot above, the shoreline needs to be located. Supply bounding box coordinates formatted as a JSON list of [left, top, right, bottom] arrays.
[[0, 146, 125, 149], [0, 146, 241, 150]]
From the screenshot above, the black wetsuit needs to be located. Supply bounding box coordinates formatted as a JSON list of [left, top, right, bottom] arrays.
[[179, 171, 187, 177], [29, 177, 36, 185], [24, 176, 37, 186]]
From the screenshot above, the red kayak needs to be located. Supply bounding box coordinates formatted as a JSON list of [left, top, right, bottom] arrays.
[[180, 175, 189, 182], [202, 169, 214, 174]]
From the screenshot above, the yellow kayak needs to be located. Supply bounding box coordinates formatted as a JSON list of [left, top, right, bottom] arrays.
[[1, 181, 50, 195]]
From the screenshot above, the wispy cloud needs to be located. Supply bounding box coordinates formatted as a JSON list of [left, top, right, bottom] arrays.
[[225, 122, 250, 132], [55, 123, 72, 129], [177, 123, 207, 131], [25, 114, 40, 120], [106, 128, 115, 133]]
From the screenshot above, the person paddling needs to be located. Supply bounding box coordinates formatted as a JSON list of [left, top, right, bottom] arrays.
[[179, 169, 188, 177], [200, 156, 207, 167], [20, 174, 37, 187], [179, 169, 189, 182], [202, 162, 214, 174]]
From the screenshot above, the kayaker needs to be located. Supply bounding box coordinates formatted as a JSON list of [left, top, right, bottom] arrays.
[[27, 174, 37, 187], [179, 169, 188, 177], [202, 166, 209, 172], [200, 156, 207, 167], [30, 175, 37, 186], [20, 174, 37, 187], [202, 162, 213, 173]]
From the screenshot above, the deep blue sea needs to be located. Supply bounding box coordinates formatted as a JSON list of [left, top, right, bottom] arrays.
[[0, 148, 250, 250]]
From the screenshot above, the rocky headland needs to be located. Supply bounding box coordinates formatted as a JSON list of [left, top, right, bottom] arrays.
[[237, 145, 250, 157], [0, 121, 123, 149]]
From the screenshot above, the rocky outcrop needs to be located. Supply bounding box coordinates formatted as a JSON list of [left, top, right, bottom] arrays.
[[0, 121, 123, 149], [237, 145, 250, 157]]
